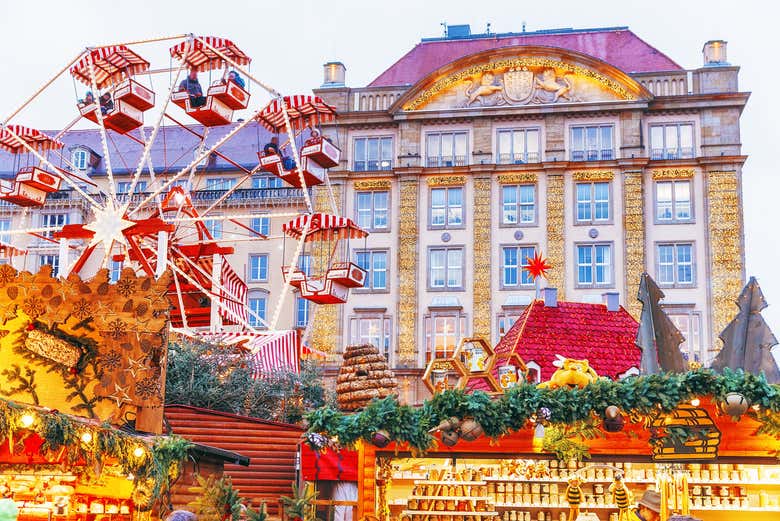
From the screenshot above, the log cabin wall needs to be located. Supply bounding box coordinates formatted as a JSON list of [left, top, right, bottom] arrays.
[[165, 405, 304, 517]]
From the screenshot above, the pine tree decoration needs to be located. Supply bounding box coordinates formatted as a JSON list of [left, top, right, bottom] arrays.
[[336, 344, 397, 411], [635, 273, 687, 373], [711, 277, 780, 383], [188, 474, 243, 521]]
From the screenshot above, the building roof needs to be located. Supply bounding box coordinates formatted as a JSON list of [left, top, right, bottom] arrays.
[[369, 27, 682, 87], [496, 299, 641, 381]]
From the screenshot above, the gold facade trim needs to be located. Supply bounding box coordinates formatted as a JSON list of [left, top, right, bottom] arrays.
[[572, 170, 614, 182], [404, 57, 636, 111], [398, 179, 419, 362], [707, 171, 744, 347], [472, 177, 492, 339], [353, 179, 392, 190], [652, 168, 695, 180], [546, 174, 565, 299], [426, 175, 466, 187], [309, 184, 343, 354], [623, 171, 645, 320], [497, 172, 538, 184]]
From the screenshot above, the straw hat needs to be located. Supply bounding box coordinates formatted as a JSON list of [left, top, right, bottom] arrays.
[[637, 490, 662, 513]]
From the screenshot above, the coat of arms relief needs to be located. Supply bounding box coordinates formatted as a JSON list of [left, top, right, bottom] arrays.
[[464, 67, 580, 107]]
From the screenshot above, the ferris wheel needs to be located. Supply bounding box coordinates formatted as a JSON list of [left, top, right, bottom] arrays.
[[0, 34, 368, 361]]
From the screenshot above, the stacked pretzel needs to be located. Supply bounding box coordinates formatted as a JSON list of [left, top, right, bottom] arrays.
[[336, 344, 398, 411]]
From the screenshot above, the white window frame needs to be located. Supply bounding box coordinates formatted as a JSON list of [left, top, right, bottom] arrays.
[[664, 307, 704, 365], [570, 124, 614, 161], [251, 215, 270, 236], [500, 184, 536, 226], [428, 246, 465, 291], [425, 130, 469, 167], [247, 290, 268, 329], [656, 242, 696, 287], [205, 178, 237, 191], [424, 311, 467, 363], [72, 149, 88, 171], [575, 243, 614, 288], [575, 181, 611, 224], [295, 294, 311, 329], [353, 136, 393, 171], [654, 180, 693, 223], [354, 249, 389, 292], [248, 254, 269, 283], [500, 245, 537, 289], [355, 190, 390, 232], [429, 186, 464, 229], [496, 127, 541, 164], [349, 314, 393, 362], [39, 254, 60, 277], [41, 213, 68, 239], [649, 122, 695, 160]]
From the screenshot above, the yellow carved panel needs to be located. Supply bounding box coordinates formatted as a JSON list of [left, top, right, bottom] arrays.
[[353, 179, 392, 190], [398, 179, 419, 363], [572, 170, 614, 182], [652, 168, 695, 180], [497, 173, 538, 184], [426, 175, 466, 187], [472, 178, 492, 339], [546, 174, 565, 299], [623, 171, 645, 320]]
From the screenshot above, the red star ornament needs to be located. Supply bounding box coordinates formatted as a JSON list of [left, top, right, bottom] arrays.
[[524, 251, 552, 281]]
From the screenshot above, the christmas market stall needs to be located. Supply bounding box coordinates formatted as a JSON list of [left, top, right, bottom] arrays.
[[304, 277, 780, 521], [0, 265, 213, 521]]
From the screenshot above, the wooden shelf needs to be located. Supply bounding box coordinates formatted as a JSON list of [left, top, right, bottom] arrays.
[[402, 511, 498, 517], [409, 496, 488, 501], [414, 480, 487, 486]]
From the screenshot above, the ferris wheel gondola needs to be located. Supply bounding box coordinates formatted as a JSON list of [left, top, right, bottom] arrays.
[[0, 126, 65, 206]]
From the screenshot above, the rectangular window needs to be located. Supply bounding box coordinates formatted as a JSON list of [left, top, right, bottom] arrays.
[[295, 296, 310, 328], [657, 243, 695, 286], [501, 184, 535, 225], [498, 313, 522, 338], [205, 178, 237, 190], [350, 316, 392, 360], [430, 186, 463, 228], [668, 311, 703, 363], [251, 215, 270, 236], [204, 218, 222, 239], [249, 254, 269, 282], [570, 125, 614, 161], [116, 181, 147, 194], [353, 137, 393, 171], [41, 214, 68, 238], [355, 191, 389, 231], [655, 180, 692, 222], [576, 244, 612, 286], [575, 182, 610, 223], [497, 128, 541, 164], [429, 247, 464, 290], [110, 260, 123, 283], [248, 295, 267, 328], [425, 313, 467, 362], [355, 250, 388, 291], [39, 254, 59, 277], [252, 175, 283, 189], [502, 246, 536, 287], [0, 219, 10, 244], [426, 131, 468, 167], [650, 123, 694, 160], [298, 254, 312, 276]]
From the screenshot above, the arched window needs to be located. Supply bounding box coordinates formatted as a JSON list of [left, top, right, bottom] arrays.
[[526, 361, 541, 383]]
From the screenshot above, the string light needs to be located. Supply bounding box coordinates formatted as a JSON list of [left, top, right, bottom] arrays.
[[690, 398, 700, 407], [20, 414, 35, 428], [133, 446, 145, 458], [81, 432, 93, 443]]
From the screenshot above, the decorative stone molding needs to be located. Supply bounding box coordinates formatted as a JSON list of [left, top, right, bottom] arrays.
[[497, 172, 538, 184], [707, 171, 744, 347], [572, 170, 614, 182], [426, 175, 466, 187], [472, 177, 492, 339], [623, 171, 645, 320], [652, 168, 695, 180], [546, 173, 565, 299], [353, 178, 392, 190], [397, 179, 419, 363]]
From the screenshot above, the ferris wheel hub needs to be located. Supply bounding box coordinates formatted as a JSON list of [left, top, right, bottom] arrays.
[[83, 207, 135, 255]]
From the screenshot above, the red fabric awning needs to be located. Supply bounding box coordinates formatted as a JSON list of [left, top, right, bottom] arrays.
[[0, 125, 63, 153], [301, 445, 358, 482], [70, 45, 150, 88], [283, 213, 367, 242], [257, 95, 336, 133], [169, 36, 251, 72]]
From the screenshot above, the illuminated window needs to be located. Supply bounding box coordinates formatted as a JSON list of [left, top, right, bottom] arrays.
[[424, 313, 467, 362], [350, 315, 392, 361], [666, 310, 703, 364]]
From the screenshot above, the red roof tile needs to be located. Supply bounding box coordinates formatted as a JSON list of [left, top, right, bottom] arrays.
[[492, 299, 641, 383], [369, 28, 682, 87]]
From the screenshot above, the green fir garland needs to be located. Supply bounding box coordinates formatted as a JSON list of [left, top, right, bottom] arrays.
[[305, 369, 780, 454]]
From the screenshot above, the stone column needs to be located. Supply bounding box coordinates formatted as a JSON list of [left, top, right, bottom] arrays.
[[622, 170, 645, 320], [397, 175, 419, 365], [545, 173, 566, 298], [472, 175, 492, 339]]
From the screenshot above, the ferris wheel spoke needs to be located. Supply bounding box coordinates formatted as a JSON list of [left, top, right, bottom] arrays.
[[86, 58, 119, 210]]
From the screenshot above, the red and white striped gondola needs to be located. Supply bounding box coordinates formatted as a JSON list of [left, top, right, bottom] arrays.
[[70, 45, 155, 134], [256, 95, 340, 188], [282, 213, 367, 304], [0, 126, 64, 207], [169, 36, 251, 127]]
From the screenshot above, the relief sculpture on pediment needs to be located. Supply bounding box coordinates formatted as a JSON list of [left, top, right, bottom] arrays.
[[463, 67, 582, 107]]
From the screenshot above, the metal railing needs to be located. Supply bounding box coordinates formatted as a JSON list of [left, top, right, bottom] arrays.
[[497, 152, 541, 164], [425, 155, 468, 167]]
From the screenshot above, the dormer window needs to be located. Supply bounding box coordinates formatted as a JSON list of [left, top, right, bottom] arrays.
[[72, 149, 88, 171]]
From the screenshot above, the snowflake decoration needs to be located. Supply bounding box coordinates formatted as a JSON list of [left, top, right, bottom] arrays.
[[100, 350, 122, 371], [22, 296, 45, 318], [135, 377, 160, 400], [107, 318, 127, 340], [72, 298, 93, 320], [116, 278, 136, 298]]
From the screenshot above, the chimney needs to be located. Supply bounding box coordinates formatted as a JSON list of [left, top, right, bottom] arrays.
[[602, 291, 620, 312], [703, 40, 728, 66], [543, 287, 558, 308], [321, 61, 346, 88]]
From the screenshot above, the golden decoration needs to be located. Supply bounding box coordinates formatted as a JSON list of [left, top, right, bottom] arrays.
[[309, 184, 343, 355], [497, 172, 538, 184], [546, 174, 566, 299], [707, 171, 744, 348], [623, 171, 645, 320], [426, 175, 466, 187], [353, 179, 392, 190], [472, 177, 492, 339], [25, 329, 81, 368], [404, 57, 636, 111], [397, 179, 419, 363], [652, 168, 695, 180], [572, 170, 614, 182]]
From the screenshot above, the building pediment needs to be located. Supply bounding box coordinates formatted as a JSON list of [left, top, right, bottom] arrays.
[[396, 45, 652, 112]]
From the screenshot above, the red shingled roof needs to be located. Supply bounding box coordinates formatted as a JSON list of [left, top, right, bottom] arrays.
[[369, 28, 682, 87], [495, 299, 641, 381]]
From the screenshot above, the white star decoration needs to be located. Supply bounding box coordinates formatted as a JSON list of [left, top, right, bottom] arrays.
[[83, 207, 134, 255], [109, 383, 133, 407]]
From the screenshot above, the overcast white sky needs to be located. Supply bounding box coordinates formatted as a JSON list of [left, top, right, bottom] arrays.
[[0, 0, 777, 356]]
